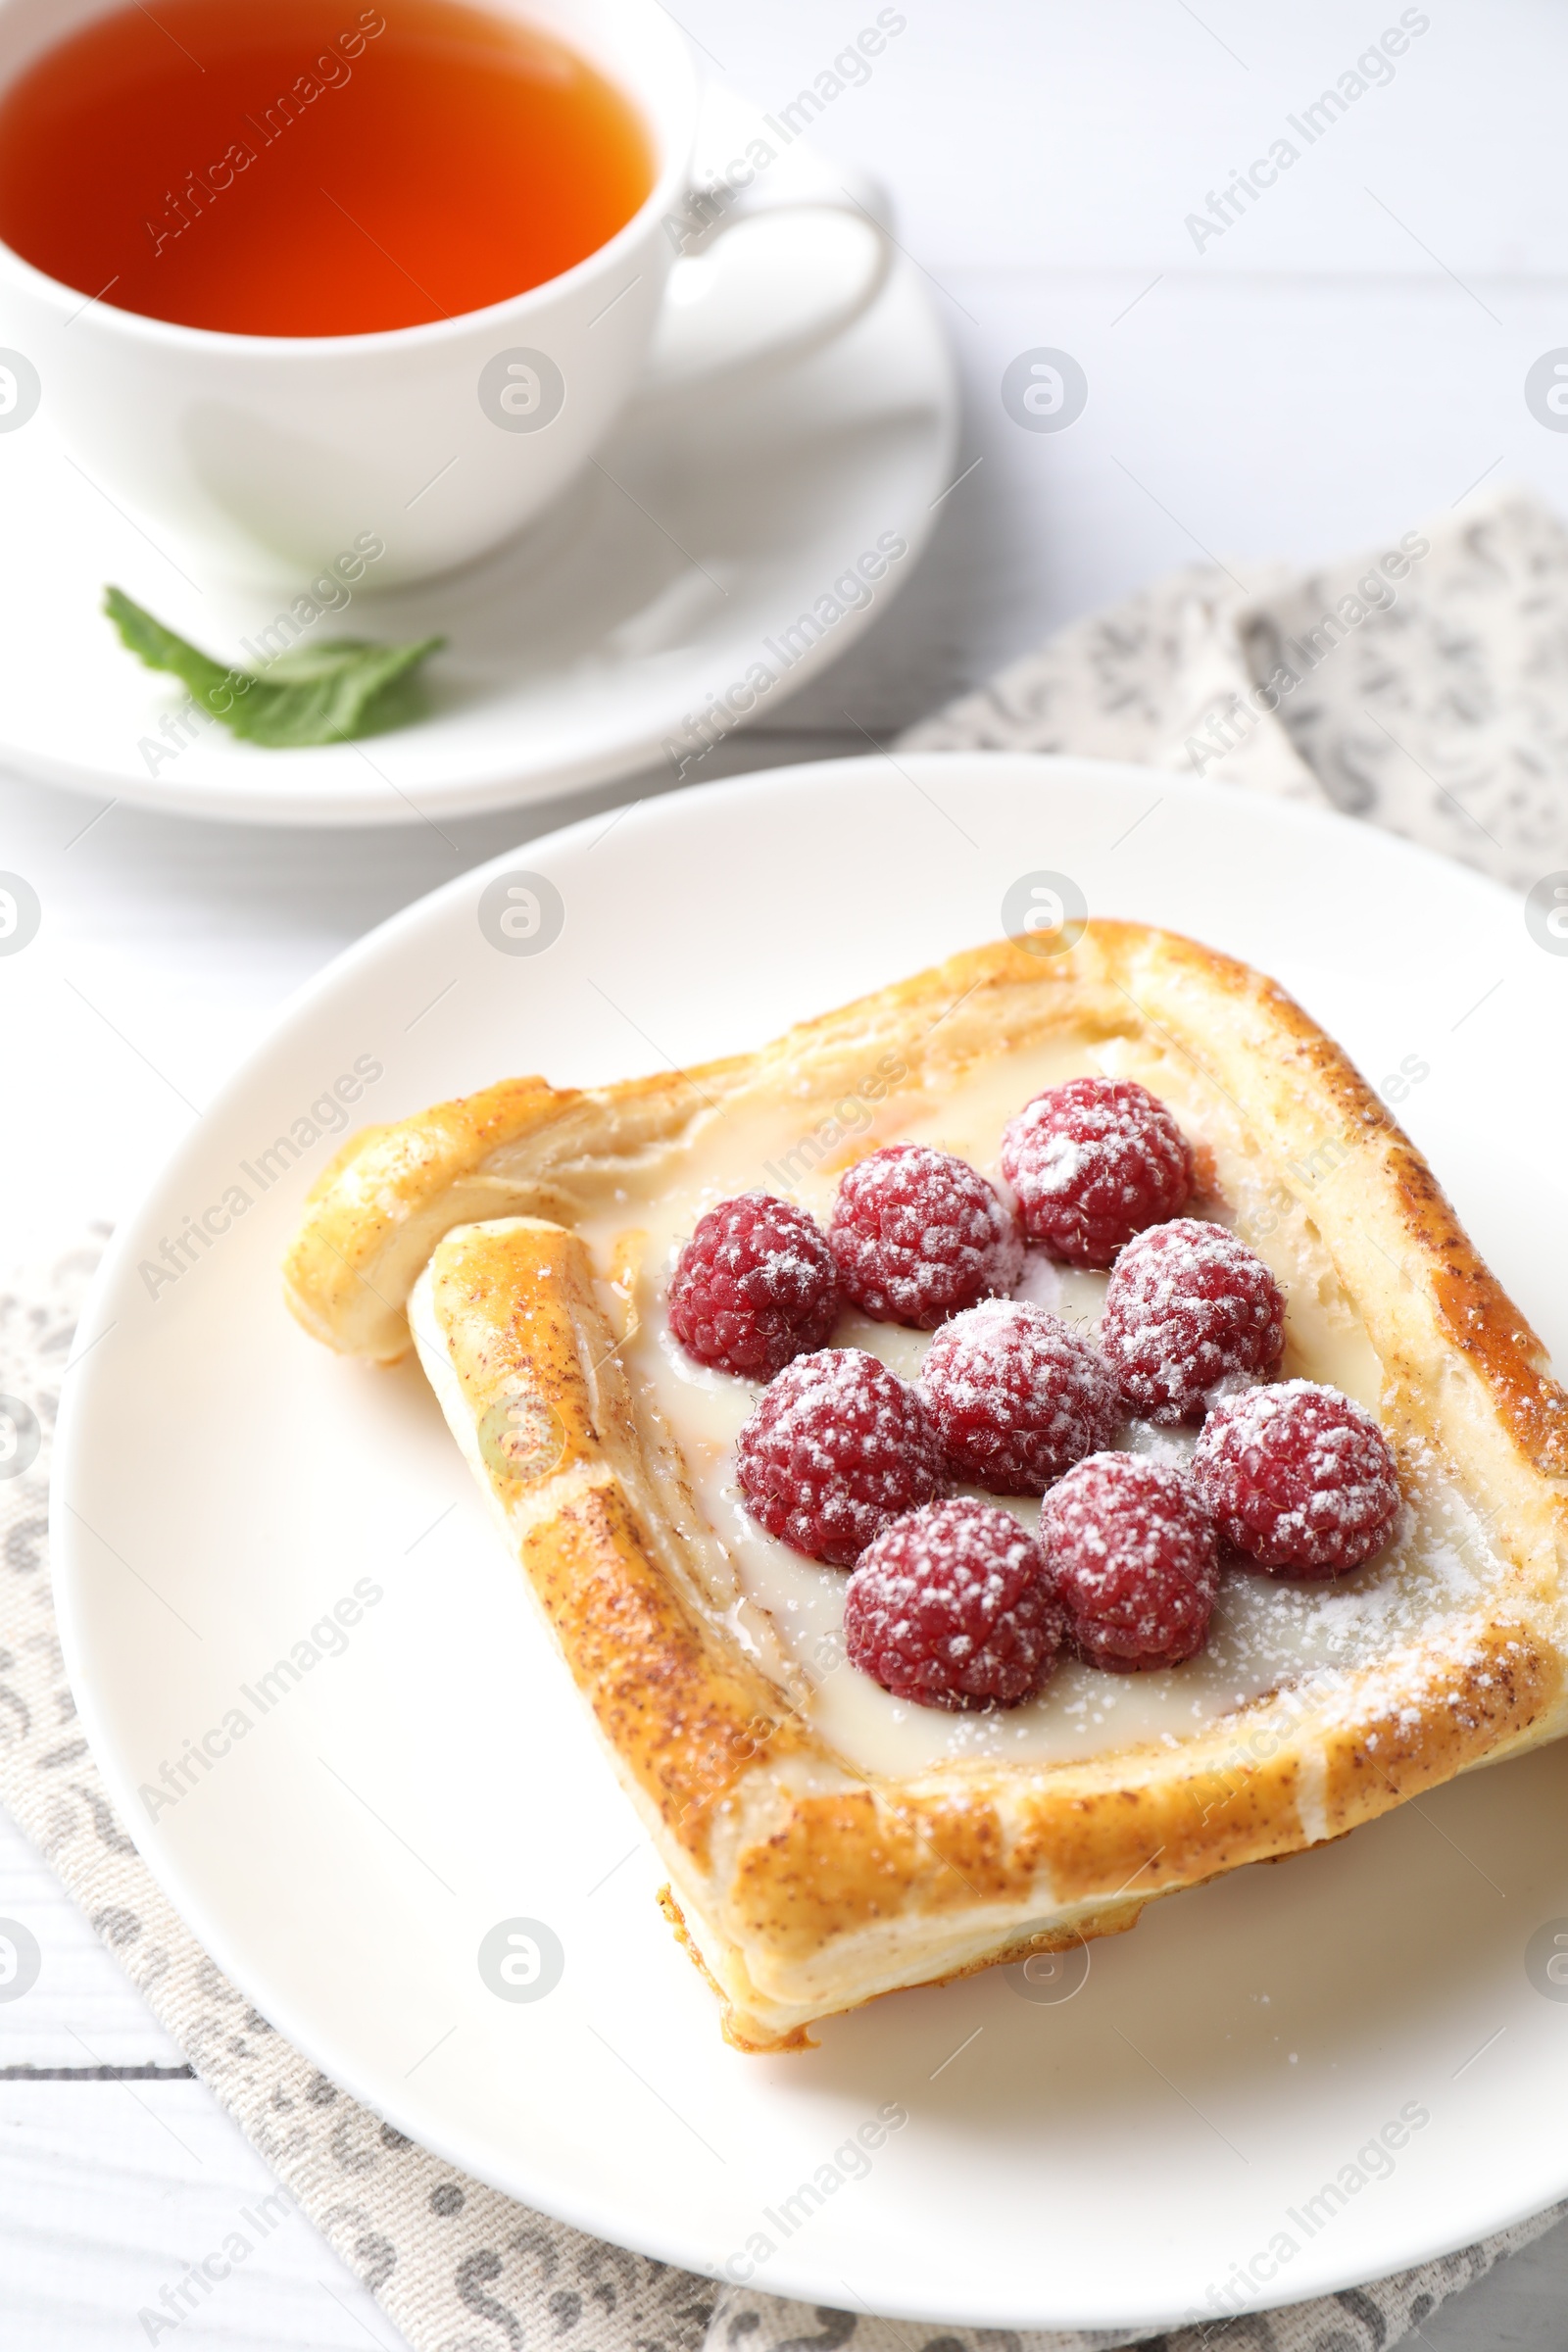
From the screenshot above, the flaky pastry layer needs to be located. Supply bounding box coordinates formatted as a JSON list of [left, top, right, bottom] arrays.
[[284, 925, 1568, 2047]]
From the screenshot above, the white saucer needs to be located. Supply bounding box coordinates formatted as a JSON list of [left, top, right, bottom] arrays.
[[0, 262, 955, 828], [52, 757, 1568, 2330]]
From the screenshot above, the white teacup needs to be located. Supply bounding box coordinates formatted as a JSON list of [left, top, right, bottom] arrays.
[[0, 0, 892, 588]]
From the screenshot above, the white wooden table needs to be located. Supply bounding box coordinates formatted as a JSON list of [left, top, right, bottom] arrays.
[[5, 3, 1568, 2340]]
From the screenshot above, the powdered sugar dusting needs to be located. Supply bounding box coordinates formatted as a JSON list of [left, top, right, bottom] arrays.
[[1011, 1249, 1067, 1313], [1102, 1217, 1285, 1424], [668, 1191, 839, 1377], [845, 1497, 1065, 1709], [919, 1297, 1118, 1494], [734, 1346, 944, 1567], [830, 1143, 1023, 1327], [1043, 1450, 1217, 1668], [1194, 1378, 1400, 1575], [1001, 1076, 1194, 1267]]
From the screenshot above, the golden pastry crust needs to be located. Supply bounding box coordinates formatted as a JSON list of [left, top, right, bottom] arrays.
[[284, 923, 1568, 2047]]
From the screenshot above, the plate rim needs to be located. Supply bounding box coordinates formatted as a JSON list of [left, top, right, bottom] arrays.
[[50, 753, 1566, 2329]]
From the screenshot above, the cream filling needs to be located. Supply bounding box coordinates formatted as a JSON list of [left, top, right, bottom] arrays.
[[554, 1032, 1500, 1777]]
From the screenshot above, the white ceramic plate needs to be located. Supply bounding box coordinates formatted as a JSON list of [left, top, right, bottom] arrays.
[[53, 758, 1568, 2331], [0, 241, 955, 827]]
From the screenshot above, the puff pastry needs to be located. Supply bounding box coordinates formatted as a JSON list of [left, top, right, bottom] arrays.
[[283, 924, 1568, 2049]]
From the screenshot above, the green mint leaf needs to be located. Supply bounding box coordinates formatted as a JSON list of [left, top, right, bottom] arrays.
[[104, 587, 444, 749], [104, 585, 236, 712], [224, 636, 446, 748]]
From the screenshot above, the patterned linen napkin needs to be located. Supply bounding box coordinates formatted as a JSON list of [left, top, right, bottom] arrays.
[[904, 483, 1568, 893], [6, 482, 1566, 2352]]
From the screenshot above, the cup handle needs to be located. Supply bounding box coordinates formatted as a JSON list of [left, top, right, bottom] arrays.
[[640, 139, 894, 402]]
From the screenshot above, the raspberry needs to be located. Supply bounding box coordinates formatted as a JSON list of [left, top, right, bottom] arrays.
[[735, 1348, 945, 1567], [918, 1298, 1120, 1494], [1001, 1076, 1195, 1269], [1192, 1380, 1400, 1578], [829, 1144, 1022, 1329], [1040, 1452, 1218, 1671], [668, 1192, 840, 1378], [844, 1498, 1065, 1710], [1100, 1218, 1285, 1425]]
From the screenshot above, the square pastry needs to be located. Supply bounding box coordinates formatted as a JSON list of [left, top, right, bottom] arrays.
[[283, 924, 1568, 2049]]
